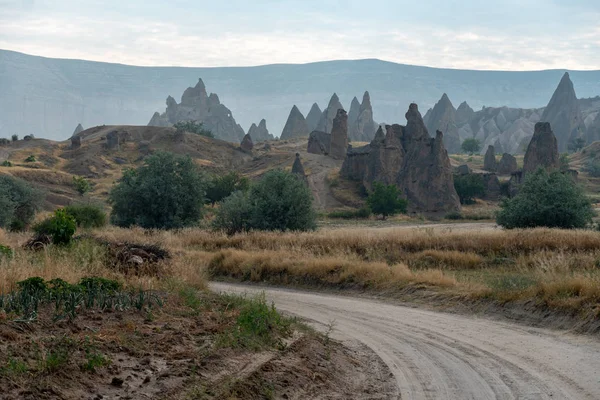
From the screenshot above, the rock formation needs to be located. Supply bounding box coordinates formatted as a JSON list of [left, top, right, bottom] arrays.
[[523, 122, 560, 174], [540, 72, 587, 152], [329, 109, 349, 159], [348, 97, 361, 140], [316, 94, 344, 133], [305, 103, 322, 133], [482, 173, 501, 200], [354, 91, 378, 142], [148, 78, 245, 142], [587, 112, 600, 144], [456, 164, 471, 175], [455, 102, 474, 127], [497, 153, 518, 175], [73, 123, 84, 136], [280, 105, 309, 139], [307, 131, 331, 155], [240, 133, 254, 152], [483, 145, 497, 172], [247, 119, 273, 142], [341, 103, 460, 215], [106, 131, 121, 150], [291, 153, 306, 180], [70, 135, 81, 150], [425, 93, 461, 154]]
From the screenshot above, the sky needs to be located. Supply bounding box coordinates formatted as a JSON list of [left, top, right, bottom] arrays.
[[1, 0, 599, 71]]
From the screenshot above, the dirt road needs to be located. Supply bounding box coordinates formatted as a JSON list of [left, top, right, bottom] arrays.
[[212, 283, 600, 400]]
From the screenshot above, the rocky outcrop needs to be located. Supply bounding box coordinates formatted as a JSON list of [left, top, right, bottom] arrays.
[[540, 72, 587, 152], [73, 124, 84, 136], [348, 92, 378, 142], [456, 164, 471, 175], [305, 103, 322, 133], [497, 153, 518, 175], [482, 173, 501, 200], [585, 110, 600, 144], [148, 78, 245, 143], [291, 153, 306, 180], [483, 145, 497, 172], [348, 97, 361, 139], [316, 94, 344, 133], [70, 135, 81, 150], [341, 104, 460, 215], [280, 105, 309, 139], [523, 122, 560, 174], [240, 133, 254, 152], [307, 131, 331, 155], [329, 109, 349, 159], [247, 119, 273, 142], [455, 102, 474, 127], [426, 94, 461, 154]]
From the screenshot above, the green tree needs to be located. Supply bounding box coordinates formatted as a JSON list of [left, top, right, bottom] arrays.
[[461, 138, 481, 155], [206, 172, 250, 205], [212, 170, 316, 233], [0, 175, 42, 231], [34, 209, 76, 245], [72, 176, 91, 196], [568, 137, 586, 153], [109, 151, 206, 229], [64, 204, 107, 228], [11, 134, 18, 142], [454, 174, 486, 205], [173, 121, 214, 138], [496, 168, 594, 229], [366, 182, 408, 219], [559, 153, 570, 172]]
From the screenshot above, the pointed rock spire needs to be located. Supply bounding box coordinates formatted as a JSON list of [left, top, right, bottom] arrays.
[[306, 103, 322, 132], [523, 122, 560, 174], [329, 109, 348, 159], [247, 118, 273, 141], [317, 93, 344, 133], [281, 105, 309, 139], [240, 133, 254, 152], [291, 153, 306, 179], [483, 145, 497, 172], [72, 123, 84, 136], [425, 93, 461, 154]]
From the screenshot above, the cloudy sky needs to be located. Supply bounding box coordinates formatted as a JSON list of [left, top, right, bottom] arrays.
[[1, 0, 599, 70]]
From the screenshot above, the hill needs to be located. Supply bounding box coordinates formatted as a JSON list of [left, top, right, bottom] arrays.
[[2, 49, 600, 141]]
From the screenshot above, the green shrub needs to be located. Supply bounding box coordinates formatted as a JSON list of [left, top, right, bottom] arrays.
[[584, 160, 600, 177], [454, 174, 486, 204], [24, 155, 36, 162], [327, 206, 372, 219], [212, 170, 316, 233], [497, 168, 595, 229], [11, 134, 18, 142], [64, 204, 106, 228], [72, 176, 91, 196], [0, 175, 42, 231], [205, 172, 249, 205], [444, 211, 464, 220], [34, 209, 76, 245], [173, 121, 214, 138], [1, 160, 12, 167], [366, 182, 407, 219], [0, 244, 12, 259], [461, 138, 481, 155], [560, 153, 570, 171], [109, 152, 207, 229]]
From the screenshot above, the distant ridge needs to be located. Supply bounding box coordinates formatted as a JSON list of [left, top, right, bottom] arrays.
[[1, 49, 600, 140]]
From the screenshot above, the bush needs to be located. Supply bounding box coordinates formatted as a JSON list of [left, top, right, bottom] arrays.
[[366, 182, 407, 219], [64, 204, 107, 228], [560, 153, 570, 172], [213, 170, 316, 233], [173, 121, 214, 138], [327, 206, 372, 219], [109, 152, 207, 229], [0, 175, 42, 231], [1, 160, 12, 167], [205, 172, 249, 205], [497, 168, 595, 229], [445, 211, 464, 220], [24, 155, 36, 162], [584, 160, 600, 177], [0, 244, 13, 259], [34, 209, 77, 245], [454, 174, 486, 204], [461, 138, 481, 155], [72, 176, 91, 196], [11, 134, 18, 142]]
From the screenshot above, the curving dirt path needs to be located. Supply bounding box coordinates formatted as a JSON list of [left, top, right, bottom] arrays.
[[212, 283, 600, 400]]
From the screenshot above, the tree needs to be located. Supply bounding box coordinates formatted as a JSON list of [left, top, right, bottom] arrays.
[[109, 151, 206, 229], [559, 153, 570, 172], [454, 174, 486, 205], [205, 172, 249, 205], [496, 168, 594, 229], [366, 182, 408, 219], [461, 138, 481, 155], [64, 204, 107, 228], [11, 134, 18, 142], [0, 175, 42, 231], [34, 209, 76, 245], [212, 170, 316, 233], [72, 176, 91, 196], [568, 137, 586, 153], [173, 121, 214, 138]]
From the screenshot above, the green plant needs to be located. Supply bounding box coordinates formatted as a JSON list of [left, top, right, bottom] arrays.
[[560, 153, 570, 171], [454, 174, 486, 204], [205, 171, 250, 205], [212, 190, 253, 235], [497, 168, 595, 229], [1, 160, 12, 167], [0, 175, 42, 231], [444, 211, 464, 220], [366, 182, 407, 219], [327, 206, 372, 219], [64, 204, 107, 228], [584, 160, 600, 177], [461, 138, 481, 155], [11, 134, 18, 142], [72, 175, 91, 196], [109, 151, 207, 229], [568, 137, 586, 153], [2, 358, 28, 375], [24, 155, 36, 162], [34, 209, 76, 245], [173, 121, 214, 138], [0, 244, 13, 259], [81, 338, 111, 372]]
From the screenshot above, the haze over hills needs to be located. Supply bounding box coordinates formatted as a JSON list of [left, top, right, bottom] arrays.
[[2, 49, 600, 141]]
